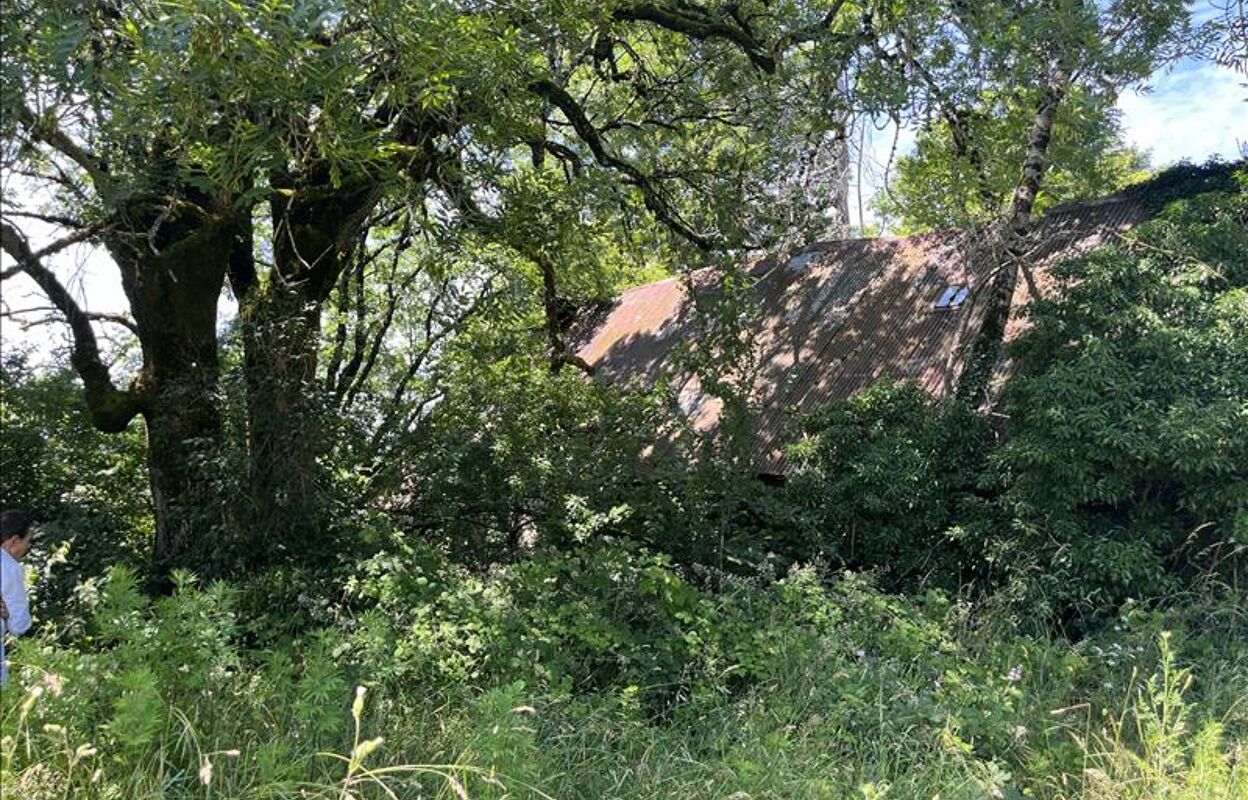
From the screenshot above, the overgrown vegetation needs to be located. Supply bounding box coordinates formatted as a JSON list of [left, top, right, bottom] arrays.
[[4, 171, 1245, 799], [2, 1, 1246, 796], [4, 548, 1246, 798]]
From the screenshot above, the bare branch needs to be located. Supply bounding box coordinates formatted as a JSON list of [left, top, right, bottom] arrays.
[[0, 209, 88, 229], [370, 274, 499, 449], [343, 222, 424, 410], [332, 239, 373, 398], [87, 311, 140, 335], [3, 304, 139, 335], [324, 264, 353, 393], [30, 220, 111, 261]]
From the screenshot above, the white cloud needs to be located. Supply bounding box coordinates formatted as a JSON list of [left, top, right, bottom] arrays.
[[1117, 62, 1247, 167]]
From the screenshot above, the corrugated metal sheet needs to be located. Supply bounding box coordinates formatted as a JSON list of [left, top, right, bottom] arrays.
[[575, 194, 1152, 474]]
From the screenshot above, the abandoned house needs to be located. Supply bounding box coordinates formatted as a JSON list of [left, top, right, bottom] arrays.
[[571, 163, 1241, 475]]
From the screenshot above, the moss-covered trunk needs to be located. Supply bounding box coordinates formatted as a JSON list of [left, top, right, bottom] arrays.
[[112, 215, 237, 575], [236, 180, 378, 558], [240, 282, 327, 557]]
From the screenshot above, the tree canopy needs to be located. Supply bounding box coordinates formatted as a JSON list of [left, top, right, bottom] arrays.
[[0, 0, 1204, 572], [1, 7, 1246, 796]]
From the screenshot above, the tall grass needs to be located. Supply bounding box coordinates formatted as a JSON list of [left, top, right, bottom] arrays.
[[3, 569, 1244, 799], [4, 633, 1243, 799]]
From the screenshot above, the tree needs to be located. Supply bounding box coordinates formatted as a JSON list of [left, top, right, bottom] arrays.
[[876, 88, 1149, 233], [865, 0, 1195, 403], [1202, 0, 1248, 77], [0, 1, 884, 574], [994, 174, 1248, 619], [0, 1, 1200, 575]]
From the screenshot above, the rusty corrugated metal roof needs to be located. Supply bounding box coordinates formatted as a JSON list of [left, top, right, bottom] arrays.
[[573, 189, 1167, 474]]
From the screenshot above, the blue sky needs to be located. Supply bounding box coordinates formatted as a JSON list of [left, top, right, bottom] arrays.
[[1117, 59, 1245, 166]]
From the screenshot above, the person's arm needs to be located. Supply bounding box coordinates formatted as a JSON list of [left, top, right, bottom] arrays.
[[0, 562, 30, 636]]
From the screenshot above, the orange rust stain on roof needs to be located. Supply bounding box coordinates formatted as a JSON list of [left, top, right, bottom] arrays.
[[578, 196, 1153, 473]]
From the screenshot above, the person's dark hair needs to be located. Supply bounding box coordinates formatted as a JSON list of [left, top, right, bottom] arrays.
[[0, 510, 34, 543]]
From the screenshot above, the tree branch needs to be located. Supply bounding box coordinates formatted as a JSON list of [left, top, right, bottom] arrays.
[[532, 247, 595, 376], [876, 31, 997, 207], [3, 304, 139, 335], [529, 78, 718, 251], [29, 220, 111, 261], [369, 275, 499, 448], [0, 209, 88, 229], [613, 2, 777, 73], [0, 222, 144, 431], [343, 226, 424, 410], [774, 0, 851, 53], [16, 104, 109, 188]]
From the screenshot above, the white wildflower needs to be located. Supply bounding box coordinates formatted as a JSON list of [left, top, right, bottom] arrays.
[[199, 758, 213, 786]]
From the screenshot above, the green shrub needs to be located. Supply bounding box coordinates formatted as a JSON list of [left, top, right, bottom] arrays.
[[784, 381, 990, 590], [994, 182, 1248, 622], [5, 559, 1244, 799], [779, 180, 1247, 625], [0, 360, 153, 621], [1, 566, 354, 796]]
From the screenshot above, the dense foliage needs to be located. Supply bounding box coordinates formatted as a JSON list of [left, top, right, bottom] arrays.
[[1, 0, 907, 571], [1, 0, 1196, 573], [4, 171, 1246, 799], [782, 171, 1248, 624], [993, 182, 1248, 621], [784, 381, 990, 588], [4, 546, 1245, 798], [0, 357, 151, 616], [1, 1, 1244, 796]]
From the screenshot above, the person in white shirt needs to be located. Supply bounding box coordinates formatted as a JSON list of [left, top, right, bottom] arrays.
[[1, 510, 36, 686]]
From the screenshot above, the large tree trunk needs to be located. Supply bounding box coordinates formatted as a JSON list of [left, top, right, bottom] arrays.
[[111, 213, 239, 575], [235, 179, 379, 557], [5, 194, 239, 579], [240, 281, 326, 557], [143, 366, 224, 572]]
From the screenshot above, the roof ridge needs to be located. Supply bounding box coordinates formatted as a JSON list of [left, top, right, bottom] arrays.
[[1043, 157, 1245, 217]]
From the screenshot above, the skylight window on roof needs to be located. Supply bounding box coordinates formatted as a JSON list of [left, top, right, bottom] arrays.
[[935, 284, 969, 309], [786, 251, 821, 272]]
